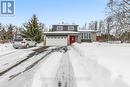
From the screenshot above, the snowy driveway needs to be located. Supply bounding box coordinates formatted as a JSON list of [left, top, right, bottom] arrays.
[[0, 43, 130, 87]]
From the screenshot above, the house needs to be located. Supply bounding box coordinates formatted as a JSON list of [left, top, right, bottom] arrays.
[[44, 24, 80, 46], [78, 30, 97, 42], [44, 24, 98, 46]]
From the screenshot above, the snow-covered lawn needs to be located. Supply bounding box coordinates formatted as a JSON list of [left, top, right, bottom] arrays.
[[73, 42, 130, 86], [0, 43, 43, 56], [0, 43, 15, 56]]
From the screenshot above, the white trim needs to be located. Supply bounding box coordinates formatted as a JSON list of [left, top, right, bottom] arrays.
[[44, 31, 79, 34], [82, 32, 91, 39], [68, 26, 74, 30], [57, 26, 63, 30], [78, 29, 98, 32]]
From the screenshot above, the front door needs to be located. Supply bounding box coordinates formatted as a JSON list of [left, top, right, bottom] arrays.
[[70, 36, 76, 45]]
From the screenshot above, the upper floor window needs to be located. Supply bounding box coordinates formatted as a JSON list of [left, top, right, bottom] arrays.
[[57, 26, 63, 30], [68, 26, 74, 30]]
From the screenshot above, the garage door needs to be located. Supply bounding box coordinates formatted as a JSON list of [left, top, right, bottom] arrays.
[[46, 36, 68, 46]]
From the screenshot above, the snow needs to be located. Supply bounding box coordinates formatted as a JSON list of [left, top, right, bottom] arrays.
[[31, 52, 63, 87], [0, 42, 43, 56], [78, 29, 98, 32], [30, 42, 130, 87], [0, 49, 33, 72], [0, 43, 16, 56], [0, 42, 130, 87], [69, 46, 129, 87], [0, 50, 51, 87], [72, 42, 130, 86], [0, 42, 44, 73], [0, 42, 54, 87]]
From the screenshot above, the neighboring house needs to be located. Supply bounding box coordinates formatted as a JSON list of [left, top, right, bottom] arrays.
[[78, 30, 97, 42], [44, 24, 98, 46]]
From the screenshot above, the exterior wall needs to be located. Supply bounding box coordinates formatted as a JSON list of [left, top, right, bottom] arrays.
[[78, 35, 81, 43], [44, 34, 80, 46], [52, 25, 78, 31], [44, 32, 97, 46], [45, 35, 68, 46], [44, 35, 46, 46], [91, 32, 97, 42]]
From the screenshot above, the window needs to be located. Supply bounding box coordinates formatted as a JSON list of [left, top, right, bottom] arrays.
[[68, 26, 74, 30], [84, 33, 91, 39], [57, 26, 63, 30], [81, 33, 84, 39], [88, 33, 91, 39], [84, 33, 88, 39]]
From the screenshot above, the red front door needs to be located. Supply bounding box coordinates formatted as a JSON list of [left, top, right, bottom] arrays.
[[70, 36, 76, 45]]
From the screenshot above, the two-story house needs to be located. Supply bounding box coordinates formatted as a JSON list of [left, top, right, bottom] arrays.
[[44, 24, 81, 46]]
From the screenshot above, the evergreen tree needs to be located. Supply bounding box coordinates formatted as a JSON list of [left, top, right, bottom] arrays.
[[21, 14, 44, 43], [7, 24, 14, 40], [1, 28, 7, 40]]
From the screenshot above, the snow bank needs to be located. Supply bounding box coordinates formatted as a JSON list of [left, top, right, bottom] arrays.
[[72, 42, 130, 86], [107, 41, 122, 44], [0, 43, 15, 56], [69, 46, 130, 87]]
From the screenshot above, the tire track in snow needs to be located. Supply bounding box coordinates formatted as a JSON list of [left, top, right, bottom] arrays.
[[55, 51, 77, 87], [30, 47, 67, 87], [0, 46, 68, 87], [0, 47, 49, 76], [7, 46, 67, 80]]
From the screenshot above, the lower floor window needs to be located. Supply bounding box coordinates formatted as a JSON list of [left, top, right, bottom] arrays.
[[83, 33, 91, 39]]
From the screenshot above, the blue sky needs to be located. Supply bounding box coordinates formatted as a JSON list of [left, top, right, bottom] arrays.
[[0, 0, 107, 27]]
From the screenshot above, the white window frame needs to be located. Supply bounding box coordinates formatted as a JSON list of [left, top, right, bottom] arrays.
[[84, 33, 91, 39], [68, 26, 74, 30], [57, 26, 63, 30]]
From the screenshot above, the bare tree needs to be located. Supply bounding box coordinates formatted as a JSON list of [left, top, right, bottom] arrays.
[[88, 21, 98, 30], [99, 20, 107, 35], [106, 0, 130, 41]]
